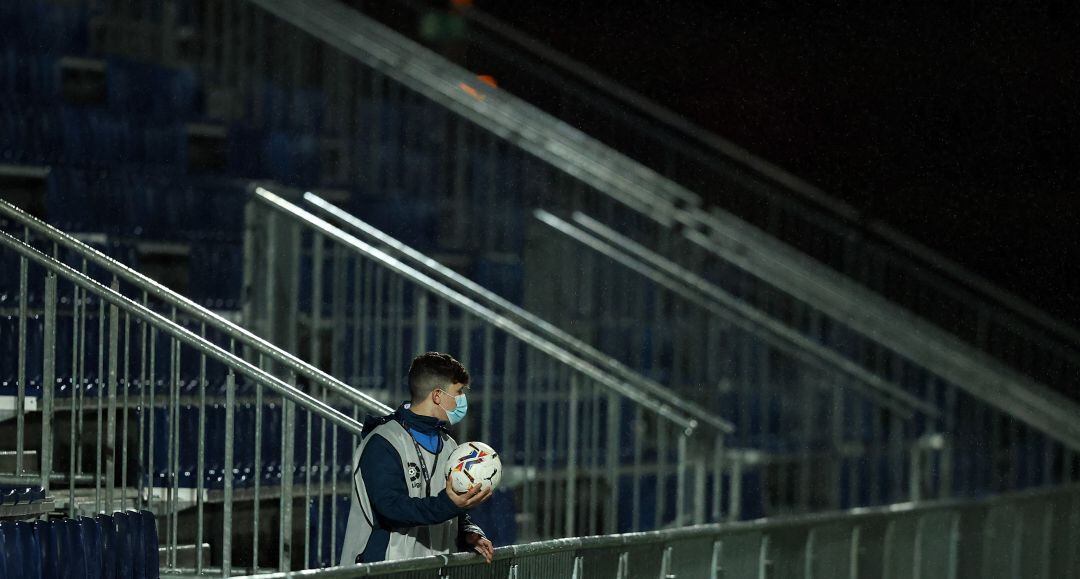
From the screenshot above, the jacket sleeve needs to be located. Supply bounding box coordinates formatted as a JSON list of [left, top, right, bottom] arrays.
[[456, 513, 487, 551], [360, 434, 465, 528]]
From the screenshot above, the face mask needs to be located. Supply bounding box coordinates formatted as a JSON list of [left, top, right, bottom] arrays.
[[440, 391, 468, 425]]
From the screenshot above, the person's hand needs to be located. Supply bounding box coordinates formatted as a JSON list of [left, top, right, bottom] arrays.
[[446, 478, 493, 509], [465, 532, 494, 564]]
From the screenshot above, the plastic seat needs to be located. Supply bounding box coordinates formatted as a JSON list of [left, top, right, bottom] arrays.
[[137, 511, 159, 577], [79, 517, 103, 579], [94, 515, 117, 579]]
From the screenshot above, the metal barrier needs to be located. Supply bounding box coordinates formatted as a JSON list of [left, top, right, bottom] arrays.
[[354, 0, 1080, 403], [244, 187, 724, 539], [528, 210, 1080, 508], [235, 483, 1080, 578], [0, 198, 392, 575]]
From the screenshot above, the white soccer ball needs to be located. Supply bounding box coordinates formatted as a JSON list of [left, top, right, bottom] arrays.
[[446, 441, 502, 493]]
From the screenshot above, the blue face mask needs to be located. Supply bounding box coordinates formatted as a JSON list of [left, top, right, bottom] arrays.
[[441, 391, 468, 425]]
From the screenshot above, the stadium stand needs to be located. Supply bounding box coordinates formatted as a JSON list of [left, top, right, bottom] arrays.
[[0, 0, 1078, 576]]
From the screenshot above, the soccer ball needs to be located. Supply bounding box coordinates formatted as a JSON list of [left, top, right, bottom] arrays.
[[446, 441, 502, 493]]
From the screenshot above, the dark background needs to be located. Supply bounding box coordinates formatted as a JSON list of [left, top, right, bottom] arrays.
[[474, 0, 1080, 325]]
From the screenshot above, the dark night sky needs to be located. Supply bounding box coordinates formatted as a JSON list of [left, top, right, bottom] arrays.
[[475, 0, 1080, 324]]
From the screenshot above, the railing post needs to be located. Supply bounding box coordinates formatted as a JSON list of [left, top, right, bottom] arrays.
[[41, 272, 57, 493], [566, 374, 580, 537]]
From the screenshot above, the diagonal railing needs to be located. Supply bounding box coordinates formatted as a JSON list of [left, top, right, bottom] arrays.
[[529, 209, 1080, 506], [362, 0, 1080, 403], [246, 187, 724, 541], [0, 198, 380, 575]]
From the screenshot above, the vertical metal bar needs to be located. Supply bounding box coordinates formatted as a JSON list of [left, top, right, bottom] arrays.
[[253, 380, 264, 572], [15, 230, 28, 475], [352, 259, 364, 387], [481, 324, 495, 445], [96, 297, 105, 512], [502, 338, 519, 466], [605, 391, 619, 534], [565, 374, 580, 537], [657, 417, 668, 525], [712, 434, 725, 522], [223, 369, 236, 577], [169, 315, 181, 566], [77, 262, 88, 481], [588, 382, 600, 536], [542, 361, 558, 538], [676, 429, 688, 526], [196, 325, 207, 575], [264, 209, 278, 359], [415, 291, 428, 354], [137, 299, 147, 511], [632, 405, 643, 532], [280, 373, 297, 571], [147, 327, 157, 512], [121, 312, 130, 508], [436, 299, 449, 354], [69, 283, 81, 517], [41, 272, 57, 492], [729, 454, 743, 522], [106, 278, 120, 512], [372, 266, 384, 390]]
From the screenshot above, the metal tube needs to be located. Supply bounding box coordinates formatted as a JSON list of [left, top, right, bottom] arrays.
[[482, 324, 495, 445], [712, 433, 724, 522], [148, 327, 157, 512], [69, 283, 81, 517], [106, 278, 120, 512], [223, 370, 236, 576], [97, 297, 105, 512], [122, 312, 130, 508], [16, 234, 28, 475], [632, 405, 643, 532], [676, 430, 688, 526], [415, 290, 428, 354], [281, 374, 297, 571], [566, 373, 580, 537], [170, 321, 181, 566], [196, 325, 208, 575], [605, 390, 619, 534], [254, 382, 264, 572], [41, 272, 57, 492]]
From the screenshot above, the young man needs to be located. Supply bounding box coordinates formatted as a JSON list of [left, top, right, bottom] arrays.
[[340, 352, 496, 565]]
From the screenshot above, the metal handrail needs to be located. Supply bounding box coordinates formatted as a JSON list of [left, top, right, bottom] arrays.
[[433, 0, 1080, 354], [0, 228, 364, 436], [302, 192, 734, 435], [0, 197, 391, 418], [532, 210, 937, 420], [235, 483, 1080, 578], [253, 187, 702, 434]]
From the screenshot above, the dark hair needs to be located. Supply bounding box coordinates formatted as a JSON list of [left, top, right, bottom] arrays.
[[408, 352, 470, 403]]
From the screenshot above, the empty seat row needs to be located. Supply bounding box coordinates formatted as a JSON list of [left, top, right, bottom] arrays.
[[0, 487, 46, 507], [0, 510, 159, 579]]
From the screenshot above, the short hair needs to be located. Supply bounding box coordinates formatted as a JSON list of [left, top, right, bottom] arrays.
[[408, 352, 470, 403]]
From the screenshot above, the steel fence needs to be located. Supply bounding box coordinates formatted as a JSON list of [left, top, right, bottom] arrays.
[[0, 198, 392, 575], [234, 483, 1080, 579]]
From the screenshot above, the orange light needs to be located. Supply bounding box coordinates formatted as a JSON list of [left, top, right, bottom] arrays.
[[477, 75, 498, 88], [451, 0, 474, 8], [458, 81, 486, 102]]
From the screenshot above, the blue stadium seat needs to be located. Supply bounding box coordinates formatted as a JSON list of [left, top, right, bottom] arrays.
[[95, 515, 117, 579], [136, 511, 159, 577]]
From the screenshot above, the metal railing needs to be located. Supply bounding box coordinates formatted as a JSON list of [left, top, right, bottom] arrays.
[[300, 191, 733, 438], [236, 483, 1080, 578], [81, 0, 1080, 412], [244, 187, 727, 540], [0, 198, 388, 575], [357, 0, 1080, 403], [528, 209, 1080, 507]]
